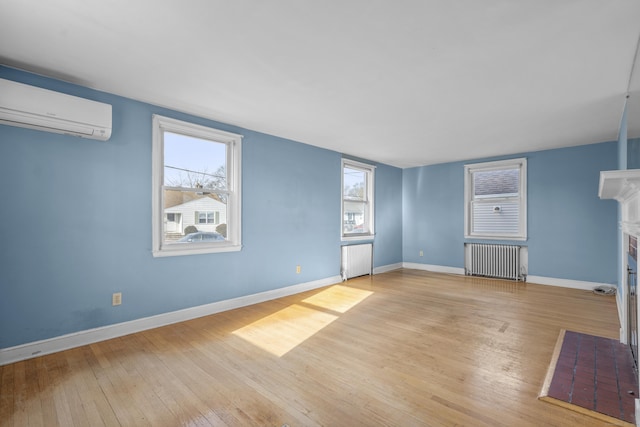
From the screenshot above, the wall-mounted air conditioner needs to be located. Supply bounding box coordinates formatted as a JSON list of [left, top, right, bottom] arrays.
[[0, 78, 112, 141]]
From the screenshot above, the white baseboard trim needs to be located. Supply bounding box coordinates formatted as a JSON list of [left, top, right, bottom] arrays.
[[373, 263, 403, 274], [402, 262, 466, 275], [526, 275, 614, 291], [0, 275, 341, 366], [400, 263, 615, 293]]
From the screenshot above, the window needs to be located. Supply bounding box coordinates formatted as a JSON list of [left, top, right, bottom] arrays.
[[196, 211, 220, 224], [152, 115, 242, 256], [342, 159, 375, 240], [464, 158, 526, 240]]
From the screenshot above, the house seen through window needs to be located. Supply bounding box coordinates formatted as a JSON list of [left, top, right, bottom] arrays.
[[152, 115, 242, 256]]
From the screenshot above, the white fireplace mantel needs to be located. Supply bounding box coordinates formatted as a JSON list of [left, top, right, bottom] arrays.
[[599, 169, 640, 236]]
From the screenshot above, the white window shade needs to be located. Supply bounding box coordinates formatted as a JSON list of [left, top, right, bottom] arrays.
[[471, 201, 520, 236]]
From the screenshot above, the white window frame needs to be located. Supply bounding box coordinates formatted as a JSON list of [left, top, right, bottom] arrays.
[[464, 157, 527, 240], [152, 115, 242, 257], [341, 159, 375, 241]]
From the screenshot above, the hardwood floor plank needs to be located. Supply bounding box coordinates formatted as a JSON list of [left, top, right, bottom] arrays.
[[33, 357, 60, 426], [0, 364, 15, 427], [23, 359, 45, 427], [43, 354, 75, 427], [11, 362, 29, 427], [162, 324, 317, 426], [140, 326, 263, 426], [0, 269, 626, 426], [89, 338, 152, 426]]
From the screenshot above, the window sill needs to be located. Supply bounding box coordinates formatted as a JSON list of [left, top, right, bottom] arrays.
[[341, 234, 375, 242], [153, 243, 242, 257]]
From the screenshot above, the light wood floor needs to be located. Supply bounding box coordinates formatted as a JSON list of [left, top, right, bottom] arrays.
[[0, 269, 623, 426]]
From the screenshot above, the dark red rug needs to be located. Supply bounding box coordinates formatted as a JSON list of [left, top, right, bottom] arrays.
[[540, 330, 638, 426]]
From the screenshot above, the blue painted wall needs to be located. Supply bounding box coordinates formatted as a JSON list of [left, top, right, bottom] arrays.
[[403, 143, 619, 284], [619, 103, 628, 170], [0, 67, 402, 348], [374, 163, 403, 267], [629, 138, 640, 169], [403, 163, 464, 267]]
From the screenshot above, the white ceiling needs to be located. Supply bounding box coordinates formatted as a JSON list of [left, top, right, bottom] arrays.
[[1, 0, 639, 168]]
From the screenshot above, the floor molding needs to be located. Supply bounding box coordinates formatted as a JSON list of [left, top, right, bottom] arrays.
[[0, 275, 341, 366], [402, 262, 466, 275], [527, 275, 613, 291], [539, 329, 566, 399], [402, 263, 615, 293], [373, 263, 402, 274], [617, 290, 626, 342]]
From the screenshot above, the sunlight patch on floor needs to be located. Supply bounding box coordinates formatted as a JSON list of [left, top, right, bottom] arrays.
[[232, 285, 373, 356], [302, 284, 373, 313]]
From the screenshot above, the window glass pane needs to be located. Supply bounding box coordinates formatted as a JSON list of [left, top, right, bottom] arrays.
[[473, 168, 519, 198], [343, 201, 369, 234], [164, 132, 227, 191], [163, 190, 227, 243], [153, 115, 242, 256], [343, 167, 366, 201], [464, 158, 526, 240], [341, 160, 374, 239]]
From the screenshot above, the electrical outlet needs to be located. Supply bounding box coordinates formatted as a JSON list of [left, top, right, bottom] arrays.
[[112, 292, 122, 306], [419, 250, 424, 257], [296, 265, 301, 274]]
